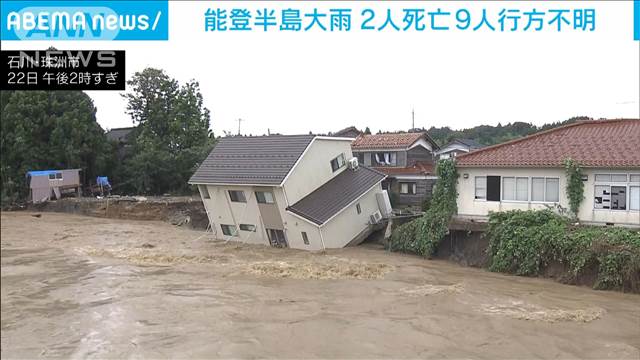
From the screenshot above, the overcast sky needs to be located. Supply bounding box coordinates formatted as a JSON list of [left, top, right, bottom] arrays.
[[4, 1, 639, 135]]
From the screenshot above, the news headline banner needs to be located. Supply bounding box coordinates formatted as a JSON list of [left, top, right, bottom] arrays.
[[1, 1, 168, 41], [1, 50, 125, 90]]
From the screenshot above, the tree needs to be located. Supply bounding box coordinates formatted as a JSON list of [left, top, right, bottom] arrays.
[[364, 127, 372, 135], [120, 68, 214, 195], [1, 90, 113, 205]]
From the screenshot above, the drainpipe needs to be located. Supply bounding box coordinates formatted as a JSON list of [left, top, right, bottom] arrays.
[[318, 226, 327, 252]]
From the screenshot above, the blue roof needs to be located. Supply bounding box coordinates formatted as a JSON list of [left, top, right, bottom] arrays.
[[26, 170, 61, 177]]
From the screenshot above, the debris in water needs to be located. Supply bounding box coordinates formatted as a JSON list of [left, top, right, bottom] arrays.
[[31, 214, 42, 218], [479, 300, 604, 323], [400, 283, 464, 296], [242, 259, 394, 280], [140, 243, 155, 249], [77, 247, 231, 265]]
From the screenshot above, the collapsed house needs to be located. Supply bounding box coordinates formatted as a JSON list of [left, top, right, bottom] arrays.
[[455, 119, 640, 227], [26, 169, 81, 204], [189, 135, 392, 250]]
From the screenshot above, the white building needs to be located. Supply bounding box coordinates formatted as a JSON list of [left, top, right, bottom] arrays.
[[455, 119, 640, 227], [189, 135, 391, 250]]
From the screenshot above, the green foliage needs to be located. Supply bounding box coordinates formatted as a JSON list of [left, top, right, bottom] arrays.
[[427, 116, 592, 147], [564, 158, 584, 218], [119, 68, 214, 195], [487, 210, 568, 275], [389, 159, 458, 256], [486, 209, 640, 292], [1, 90, 114, 205]]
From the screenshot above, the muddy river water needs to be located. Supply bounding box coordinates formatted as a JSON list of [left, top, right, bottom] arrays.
[[1, 212, 639, 359]]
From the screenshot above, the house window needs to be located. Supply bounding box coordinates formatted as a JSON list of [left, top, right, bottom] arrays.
[[228, 190, 246, 202], [301, 232, 309, 245], [630, 186, 640, 211], [239, 224, 256, 232], [611, 186, 627, 210], [55, 173, 62, 180], [356, 203, 362, 214], [198, 185, 210, 199], [486, 176, 501, 201], [594, 173, 637, 211], [330, 153, 346, 172], [49, 174, 55, 180], [502, 177, 528, 201], [475, 177, 486, 200], [221, 224, 237, 236], [356, 152, 365, 165], [531, 177, 560, 202], [400, 182, 417, 195], [374, 152, 397, 166], [255, 191, 274, 204]]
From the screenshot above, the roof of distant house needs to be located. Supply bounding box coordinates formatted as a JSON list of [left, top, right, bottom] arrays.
[[456, 119, 640, 168], [352, 132, 438, 150], [454, 138, 485, 149], [287, 167, 386, 225], [106, 127, 134, 142], [189, 135, 316, 185], [333, 126, 362, 138]]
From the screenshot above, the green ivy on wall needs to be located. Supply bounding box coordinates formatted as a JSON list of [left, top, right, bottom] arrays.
[[564, 158, 585, 219]]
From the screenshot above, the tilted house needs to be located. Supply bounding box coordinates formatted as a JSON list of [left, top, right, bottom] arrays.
[[455, 119, 640, 227], [189, 135, 391, 250], [436, 138, 484, 160], [351, 132, 439, 208], [27, 169, 81, 203]]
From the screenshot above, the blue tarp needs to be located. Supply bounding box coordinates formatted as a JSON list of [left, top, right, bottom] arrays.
[[26, 170, 61, 177], [97, 176, 110, 187]]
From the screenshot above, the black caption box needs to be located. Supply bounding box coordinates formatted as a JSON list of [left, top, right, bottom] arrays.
[[1, 50, 125, 90]]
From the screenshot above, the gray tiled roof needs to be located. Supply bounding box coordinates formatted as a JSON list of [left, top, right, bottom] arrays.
[[189, 135, 315, 185], [287, 167, 386, 225]]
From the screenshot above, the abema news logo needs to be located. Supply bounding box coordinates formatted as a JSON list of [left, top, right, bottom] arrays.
[[1, 0, 168, 41]]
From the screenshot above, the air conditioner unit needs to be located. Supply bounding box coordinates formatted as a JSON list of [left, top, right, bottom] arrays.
[[348, 157, 359, 170], [369, 210, 382, 224]]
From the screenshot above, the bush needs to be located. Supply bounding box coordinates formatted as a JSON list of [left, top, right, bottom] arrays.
[[389, 159, 457, 257], [486, 209, 640, 291]]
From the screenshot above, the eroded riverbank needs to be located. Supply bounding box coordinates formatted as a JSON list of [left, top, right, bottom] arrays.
[[1, 212, 639, 359]]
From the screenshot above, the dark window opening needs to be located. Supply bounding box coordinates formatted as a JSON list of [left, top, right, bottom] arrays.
[[486, 176, 501, 201], [301, 232, 309, 245]]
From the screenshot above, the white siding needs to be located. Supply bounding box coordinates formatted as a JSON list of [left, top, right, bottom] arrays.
[[456, 167, 640, 227], [283, 139, 353, 204]]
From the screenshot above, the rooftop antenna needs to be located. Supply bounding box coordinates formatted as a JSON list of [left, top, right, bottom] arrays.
[[237, 118, 244, 135]]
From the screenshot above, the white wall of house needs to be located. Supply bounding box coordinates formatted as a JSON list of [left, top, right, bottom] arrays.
[[457, 167, 640, 226], [320, 183, 383, 248], [283, 138, 353, 204], [198, 184, 271, 246]]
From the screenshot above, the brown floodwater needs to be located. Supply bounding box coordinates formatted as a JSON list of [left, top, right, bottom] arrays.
[[1, 212, 639, 359]]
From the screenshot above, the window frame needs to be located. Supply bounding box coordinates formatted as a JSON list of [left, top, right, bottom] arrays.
[[255, 191, 275, 204], [220, 224, 238, 237], [629, 185, 640, 211], [501, 176, 529, 202], [399, 182, 417, 195], [330, 153, 346, 172], [356, 203, 362, 214], [228, 190, 247, 203], [301, 232, 309, 245], [373, 152, 397, 166], [239, 224, 256, 232], [474, 176, 487, 200], [594, 173, 638, 212]]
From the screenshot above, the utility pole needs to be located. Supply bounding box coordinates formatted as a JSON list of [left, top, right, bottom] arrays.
[[411, 108, 415, 130], [237, 118, 243, 135]]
